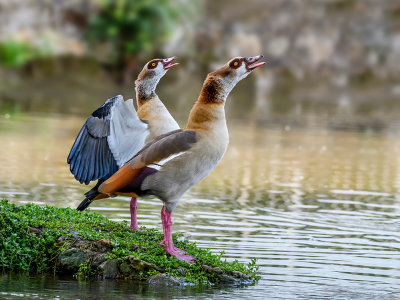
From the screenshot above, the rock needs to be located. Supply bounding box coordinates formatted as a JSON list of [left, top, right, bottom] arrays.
[[0, 198, 259, 287], [96, 238, 111, 247], [18, 226, 257, 286], [28, 226, 42, 237], [147, 274, 185, 287], [99, 259, 119, 279], [91, 238, 113, 252], [58, 248, 88, 273], [119, 255, 164, 278], [202, 265, 254, 286], [91, 253, 107, 268]]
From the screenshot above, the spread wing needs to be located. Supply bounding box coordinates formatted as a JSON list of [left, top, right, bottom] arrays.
[[67, 95, 149, 185], [98, 129, 197, 194]]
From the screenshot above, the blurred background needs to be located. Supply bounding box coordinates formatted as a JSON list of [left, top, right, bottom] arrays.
[[0, 0, 399, 129], [1, 1, 400, 298]]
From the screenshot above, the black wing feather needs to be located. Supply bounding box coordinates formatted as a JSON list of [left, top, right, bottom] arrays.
[[84, 138, 95, 184], [67, 96, 120, 185], [94, 137, 102, 180]]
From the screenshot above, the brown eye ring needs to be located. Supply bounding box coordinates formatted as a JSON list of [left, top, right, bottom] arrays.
[[147, 61, 158, 69], [229, 59, 241, 69]]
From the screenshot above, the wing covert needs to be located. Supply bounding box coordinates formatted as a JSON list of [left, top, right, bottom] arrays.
[[67, 95, 150, 185], [98, 130, 197, 194], [107, 98, 149, 167], [130, 130, 197, 168]]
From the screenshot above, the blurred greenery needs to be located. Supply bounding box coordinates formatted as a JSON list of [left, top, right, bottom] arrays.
[[87, 0, 181, 70], [0, 39, 52, 68], [0, 0, 398, 126]]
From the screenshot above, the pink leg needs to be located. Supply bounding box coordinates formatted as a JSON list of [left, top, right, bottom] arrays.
[[130, 197, 139, 230], [160, 206, 196, 263], [159, 208, 184, 254]]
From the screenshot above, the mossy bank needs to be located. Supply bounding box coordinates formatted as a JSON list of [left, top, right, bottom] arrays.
[[0, 200, 259, 286]]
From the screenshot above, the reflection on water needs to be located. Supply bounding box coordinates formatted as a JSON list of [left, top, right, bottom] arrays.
[[0, 114, 400, 299]]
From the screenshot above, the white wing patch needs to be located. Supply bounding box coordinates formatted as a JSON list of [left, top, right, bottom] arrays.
[[108, 98, 149, 167], [149, 152, 186, 170]]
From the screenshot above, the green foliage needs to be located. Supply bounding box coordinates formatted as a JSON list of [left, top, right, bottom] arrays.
[[0, 200, 64, 273], [77, 259, 97, 280], [0, 39, 52, 68], [0, 200, 260, 284], [87, 0, 181, 65]]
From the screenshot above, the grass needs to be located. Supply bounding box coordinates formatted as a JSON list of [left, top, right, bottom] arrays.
[[0, 200, 260, 284]]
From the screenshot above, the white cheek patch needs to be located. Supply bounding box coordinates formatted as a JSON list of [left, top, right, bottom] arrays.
[[220, 65, 248, 98], [217, 63, 251, 100], [235, 64, 251, 82], [238, 64, 248, 77], [220, 77, 237, 99], [156, 63, 166, 74]]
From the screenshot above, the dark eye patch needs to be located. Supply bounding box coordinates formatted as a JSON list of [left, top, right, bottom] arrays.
[[147, 60, 158, 69], [229, 59, 242, 69]]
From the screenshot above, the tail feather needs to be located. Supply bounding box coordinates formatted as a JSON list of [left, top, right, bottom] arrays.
[[77, 197, 93, 211], [77, 179, 104, 211]]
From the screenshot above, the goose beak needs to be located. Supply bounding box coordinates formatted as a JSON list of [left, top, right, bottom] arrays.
[[244, 55, 265, 71], [162, 57, 179, 70]]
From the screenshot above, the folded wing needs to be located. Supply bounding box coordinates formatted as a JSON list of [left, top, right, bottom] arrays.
[[67, 95, 149, 185], [99, 129, 197, 194]]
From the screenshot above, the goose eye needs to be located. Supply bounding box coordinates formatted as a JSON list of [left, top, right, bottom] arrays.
[[148, 61, 158, 69], [230, 59, 241, 69]]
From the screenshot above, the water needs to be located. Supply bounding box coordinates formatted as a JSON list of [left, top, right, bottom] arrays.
[[0, 113, 400, 299]]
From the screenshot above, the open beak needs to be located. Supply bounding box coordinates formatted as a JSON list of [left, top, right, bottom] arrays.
[[162, 56, 179, 70], [244, 55, 265, 71]]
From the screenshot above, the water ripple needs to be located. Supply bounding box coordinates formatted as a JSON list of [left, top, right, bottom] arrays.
[[1, 116, 400, 298]]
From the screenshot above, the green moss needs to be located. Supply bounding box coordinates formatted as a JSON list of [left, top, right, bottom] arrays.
[[0, 200, 260, 284]]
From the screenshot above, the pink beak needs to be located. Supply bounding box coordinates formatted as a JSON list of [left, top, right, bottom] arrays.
[[244, 55, 265, 71], [162, 57, 179, 70]]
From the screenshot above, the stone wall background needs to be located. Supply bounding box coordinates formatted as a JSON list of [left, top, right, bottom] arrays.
[[0, 0, 399, 130]]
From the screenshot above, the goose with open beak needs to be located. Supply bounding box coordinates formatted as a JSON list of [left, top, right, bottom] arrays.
[[76, 55, 265, 262]]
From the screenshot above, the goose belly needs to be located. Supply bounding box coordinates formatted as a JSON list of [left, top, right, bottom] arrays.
[[142, 142, 226, 201]]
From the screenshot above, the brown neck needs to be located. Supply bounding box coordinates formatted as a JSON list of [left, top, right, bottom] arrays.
[[197, 77, 225, 105], [136, 93, 156, 107], [186, 79, 227, 131]]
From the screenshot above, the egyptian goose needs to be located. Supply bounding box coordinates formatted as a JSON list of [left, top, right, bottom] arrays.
[[76, 55, 265, 262], [68, 57, 179, 229]]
